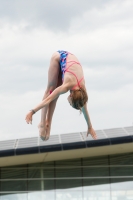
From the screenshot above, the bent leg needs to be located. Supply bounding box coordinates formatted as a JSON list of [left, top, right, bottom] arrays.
[[44, 70, 62, 140], [39, 52, 61, 139]]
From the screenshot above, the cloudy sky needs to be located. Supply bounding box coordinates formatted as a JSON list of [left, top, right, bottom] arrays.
[[0, 0, 133, 140]]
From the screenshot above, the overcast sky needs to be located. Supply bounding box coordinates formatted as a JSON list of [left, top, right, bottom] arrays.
[[0, 0, 133, 141]]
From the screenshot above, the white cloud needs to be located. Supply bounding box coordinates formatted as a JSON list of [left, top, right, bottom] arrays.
[[0, 75, 132, 140], [84, 66, 133, 91], [0, 0, 133, 140], [0, 0, 113, 31], [89, 84, 133, 129]]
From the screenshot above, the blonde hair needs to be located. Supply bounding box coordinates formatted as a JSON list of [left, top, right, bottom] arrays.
[[70, 87, 88, 111]]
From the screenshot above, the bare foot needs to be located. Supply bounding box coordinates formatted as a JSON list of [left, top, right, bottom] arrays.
[[45, 121, 51, 140], [38, 121, 51, 141], [38, 123, 46, 141]]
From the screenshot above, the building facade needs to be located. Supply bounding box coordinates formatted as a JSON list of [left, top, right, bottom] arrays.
[[0, 126, 133, 200]]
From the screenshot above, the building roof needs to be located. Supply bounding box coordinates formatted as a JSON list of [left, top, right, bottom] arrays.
[[0, 126, 133, 167]]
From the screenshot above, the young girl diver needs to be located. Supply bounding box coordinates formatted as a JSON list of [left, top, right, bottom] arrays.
[[25, 50, 97, 141]]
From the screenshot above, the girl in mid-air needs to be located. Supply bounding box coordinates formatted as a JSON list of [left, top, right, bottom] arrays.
[[25, 50, 97, 141]]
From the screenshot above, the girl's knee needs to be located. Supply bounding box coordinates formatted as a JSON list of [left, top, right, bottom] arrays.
[[45, 86, 55, 94]]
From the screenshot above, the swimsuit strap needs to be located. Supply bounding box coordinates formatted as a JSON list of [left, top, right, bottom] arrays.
[[58, 50, 84, 89], [64, 60, 83, 89], [65, 70, 80, 85], [71, 77, 84, 90], [65, 68, 84, 89], [65, 61, 81, 72]]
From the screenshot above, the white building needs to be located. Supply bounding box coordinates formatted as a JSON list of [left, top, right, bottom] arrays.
[[0, 126, 133, 200]]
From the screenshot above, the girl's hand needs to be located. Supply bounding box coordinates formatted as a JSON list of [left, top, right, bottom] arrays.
[[87, 127, 97, 140], [25, 111, 33, 124]]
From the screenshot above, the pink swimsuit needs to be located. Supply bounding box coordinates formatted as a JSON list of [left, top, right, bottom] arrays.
[[58, 50, 84, 90], [50, 50, 84, 94], [64, 60, 84, 90]]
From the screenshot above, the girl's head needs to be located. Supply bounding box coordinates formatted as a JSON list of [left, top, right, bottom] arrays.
[[67, 87, 88, 111]]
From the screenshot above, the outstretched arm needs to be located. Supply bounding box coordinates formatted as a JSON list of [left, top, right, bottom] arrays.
[[82, 103, 97, 139], [25, 85, 69, 124]]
